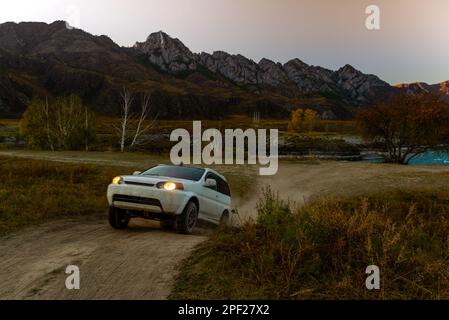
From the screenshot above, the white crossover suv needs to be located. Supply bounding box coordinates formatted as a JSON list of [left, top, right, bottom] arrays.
[[107, 164, 232, 234]]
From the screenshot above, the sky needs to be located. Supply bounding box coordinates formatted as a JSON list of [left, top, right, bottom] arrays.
[[1, 0, 448, 85]]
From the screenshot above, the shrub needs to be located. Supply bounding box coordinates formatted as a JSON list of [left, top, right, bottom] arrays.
[[19, 95, 96, 150], [357, 93, 449, 164]]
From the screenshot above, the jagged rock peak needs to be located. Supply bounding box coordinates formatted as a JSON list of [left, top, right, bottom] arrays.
[[198, 50, 259, 83], [395, 81, 449, 102], [284, 58, 309, 69], [134, 31, 197, 72], [257, 58, 290, 86], [338, 64, 358, 73]]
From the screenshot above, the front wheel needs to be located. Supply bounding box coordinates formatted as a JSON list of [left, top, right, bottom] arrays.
[[176, 201, 198, 234], [109, 207, 130, 229]]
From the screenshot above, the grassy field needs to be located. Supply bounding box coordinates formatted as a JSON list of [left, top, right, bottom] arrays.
[[0, 156, 127, 235], [171, 188, 449, 300]]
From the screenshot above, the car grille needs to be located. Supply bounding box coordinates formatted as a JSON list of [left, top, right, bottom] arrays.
[[124, 181, 155, 187], [113, 194, 162, 207]]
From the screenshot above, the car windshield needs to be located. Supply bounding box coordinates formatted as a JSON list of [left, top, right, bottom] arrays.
[[141, 165, 205, 181]]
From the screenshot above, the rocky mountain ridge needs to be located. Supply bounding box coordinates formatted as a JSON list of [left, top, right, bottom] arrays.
[[134, 31, 391, 105], [0, 21, 447, 119], [395, 81, 449, 102]]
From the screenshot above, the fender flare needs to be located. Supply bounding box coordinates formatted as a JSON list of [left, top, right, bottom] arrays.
[[176, 193, 199, 215]]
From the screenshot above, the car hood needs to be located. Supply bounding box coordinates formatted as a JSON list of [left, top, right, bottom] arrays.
[[121, 175, 195, 186]]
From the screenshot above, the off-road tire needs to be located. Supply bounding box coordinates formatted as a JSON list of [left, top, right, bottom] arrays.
[[176, 201, 198, 235], [109, 207, 130, 229], [220, 210, 230, 227]]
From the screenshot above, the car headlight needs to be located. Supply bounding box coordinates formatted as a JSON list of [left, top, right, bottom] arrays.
[[163, 182, 177, 191], [156, 181, 184, 191], [112, 176, 124, 185]]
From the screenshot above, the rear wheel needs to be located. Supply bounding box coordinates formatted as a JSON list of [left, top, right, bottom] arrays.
[[176, 201, 198, 234], [109, 207, 130, 229], [220, 210, 230, 227]]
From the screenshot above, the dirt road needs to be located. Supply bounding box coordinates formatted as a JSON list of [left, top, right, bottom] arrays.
[[0, 219, 205, 299], [236, 159, 449, 220]]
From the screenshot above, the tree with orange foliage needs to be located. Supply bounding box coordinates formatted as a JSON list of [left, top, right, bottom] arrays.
[[288, 108, 317, 133], [303, 109, 317, 132], [357, 93, 449, 164], [288, 109, 302, 132]]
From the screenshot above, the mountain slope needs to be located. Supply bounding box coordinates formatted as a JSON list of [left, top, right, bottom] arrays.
[[395, 81, 449, 102]]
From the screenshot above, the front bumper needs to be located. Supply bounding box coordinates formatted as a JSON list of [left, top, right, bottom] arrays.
[[107, 184, 191, 215]]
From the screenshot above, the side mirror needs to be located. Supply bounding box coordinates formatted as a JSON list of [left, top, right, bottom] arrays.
[[204, 178, 217, 189], [133, 171, 142, 176]]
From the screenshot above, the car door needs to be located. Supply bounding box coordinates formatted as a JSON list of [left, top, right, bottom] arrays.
[[214, 176, 231, 219], [197, 172, 221, 221]]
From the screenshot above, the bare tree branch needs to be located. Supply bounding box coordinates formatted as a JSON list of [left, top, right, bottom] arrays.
[[119, 87, 135, 152]]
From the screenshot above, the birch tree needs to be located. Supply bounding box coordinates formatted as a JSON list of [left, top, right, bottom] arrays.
[[116, 88, 157, 152], [130, 93, 157, 148], [118, 88, 134, 152]]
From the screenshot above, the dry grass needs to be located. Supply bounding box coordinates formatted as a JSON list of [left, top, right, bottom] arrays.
[[96, 116, 357, 135], [0, 156, 127, 235], [171, 187, 449, 300]]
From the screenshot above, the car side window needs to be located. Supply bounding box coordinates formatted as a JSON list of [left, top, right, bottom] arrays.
[[205, 173, 231, 197], [222, 180, 231, 197], [217, 176, 231, 197], [205, 173, 219, 191]]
